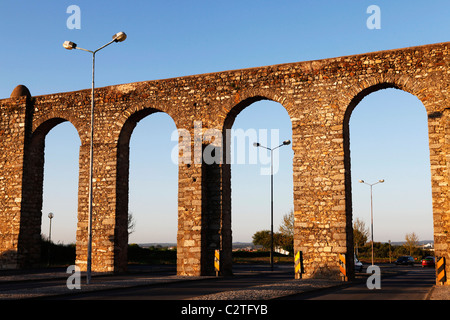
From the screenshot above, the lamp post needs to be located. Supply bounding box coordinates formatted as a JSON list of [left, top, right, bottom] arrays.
[[253, 139, 291, 271], [359, 179, 384, 266], [63, 32, 127, 284], [48, 212, 54, 243], [47, 212, 54, 266]]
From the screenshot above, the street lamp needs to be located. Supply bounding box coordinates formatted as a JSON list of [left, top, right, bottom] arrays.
[[359, 179, 385, 266], [47, 212, 54, 266], [48, 212, 54, 242], [253, 139, 291, 271], [63, 32, 127, 284]]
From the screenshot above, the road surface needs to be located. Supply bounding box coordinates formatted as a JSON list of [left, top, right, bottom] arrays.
[[41, 264, 436, 300], [283, 265, 436, 300], [39, 265, 295, 300]]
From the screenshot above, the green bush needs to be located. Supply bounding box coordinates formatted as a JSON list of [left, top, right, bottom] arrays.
[[40, 240, 178, 267], [40, 237, 76, 266], [127, 244, 177, 264]]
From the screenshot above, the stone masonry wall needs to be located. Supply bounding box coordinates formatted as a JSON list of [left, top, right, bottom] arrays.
[[0, 42, 449, 283]]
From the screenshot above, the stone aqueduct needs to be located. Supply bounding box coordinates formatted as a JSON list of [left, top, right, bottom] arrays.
[[0, 42, 449, 283]]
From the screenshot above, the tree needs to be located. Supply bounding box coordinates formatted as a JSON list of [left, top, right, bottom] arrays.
[[252, 210, 295, 254], [279, 209, 294, 237], [278, 209, 294, 253], [404, 232, 419, 256], [128, 212, 136, 236], [252, 230, 272, 250], [353, 218, 369, 254]]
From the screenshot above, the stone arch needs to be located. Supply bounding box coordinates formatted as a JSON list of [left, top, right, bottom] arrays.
[[113, 107, 178, 271], [343, 83, 399, 256], [222, 89, 295, 130], [342, 81, 434, 277], [32, 113, 84, 142], [218, 92, 294, 275], [19, 117, 81, 267]]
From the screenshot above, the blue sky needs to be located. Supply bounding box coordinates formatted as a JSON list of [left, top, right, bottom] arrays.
[[1, 1, 447, 244]]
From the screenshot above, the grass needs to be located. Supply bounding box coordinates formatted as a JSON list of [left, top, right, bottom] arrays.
[[232, 250, 293, 264]]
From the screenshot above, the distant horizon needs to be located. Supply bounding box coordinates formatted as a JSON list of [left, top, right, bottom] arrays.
[[134, 239, 435, 247]]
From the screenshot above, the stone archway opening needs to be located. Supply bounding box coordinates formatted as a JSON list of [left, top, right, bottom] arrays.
[[20, 119, 80, 268], [223, 98, 294, 273], [40, 122, 80, 266], [345, 87, 434, 276], [117, 109, 178, 270]]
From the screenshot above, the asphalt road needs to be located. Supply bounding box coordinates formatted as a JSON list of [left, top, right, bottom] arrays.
[[40, 264, 436, 301], [1, 264, 437, 302], [1, 264, 438, 319], [283, 265, 436, 300], [50, 267, 294, 300]]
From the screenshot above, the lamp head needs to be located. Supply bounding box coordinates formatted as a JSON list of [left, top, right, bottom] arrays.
[[63, 41, 77, 50], [379, 179, 385, 183], [283, 140, 291, 145], [359, 180, 364, 183], [113, 32, 127, 42], [253, 142, 260, 147]]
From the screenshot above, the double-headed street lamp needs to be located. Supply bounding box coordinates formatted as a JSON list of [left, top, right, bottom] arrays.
[[63, 32, 127, 284], [254, 139, 291, 271], [359, 179, 385, 266]]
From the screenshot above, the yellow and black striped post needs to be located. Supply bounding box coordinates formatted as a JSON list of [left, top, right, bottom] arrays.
[[295, 251, 304, 279], [339, 254, 347, 281], [214, 250, 220, 276], [437, 257, 446, 284]]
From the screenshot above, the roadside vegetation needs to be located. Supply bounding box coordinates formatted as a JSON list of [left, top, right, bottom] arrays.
[[40, 237, 76, 267], [353, 218, 434, 264], [40, 239, 293, 267], [38, 214, 433, 268], [128, 244, 176, 265]]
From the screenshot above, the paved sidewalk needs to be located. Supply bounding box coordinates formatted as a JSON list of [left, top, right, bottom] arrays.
[[427, 285, 450, 300]]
